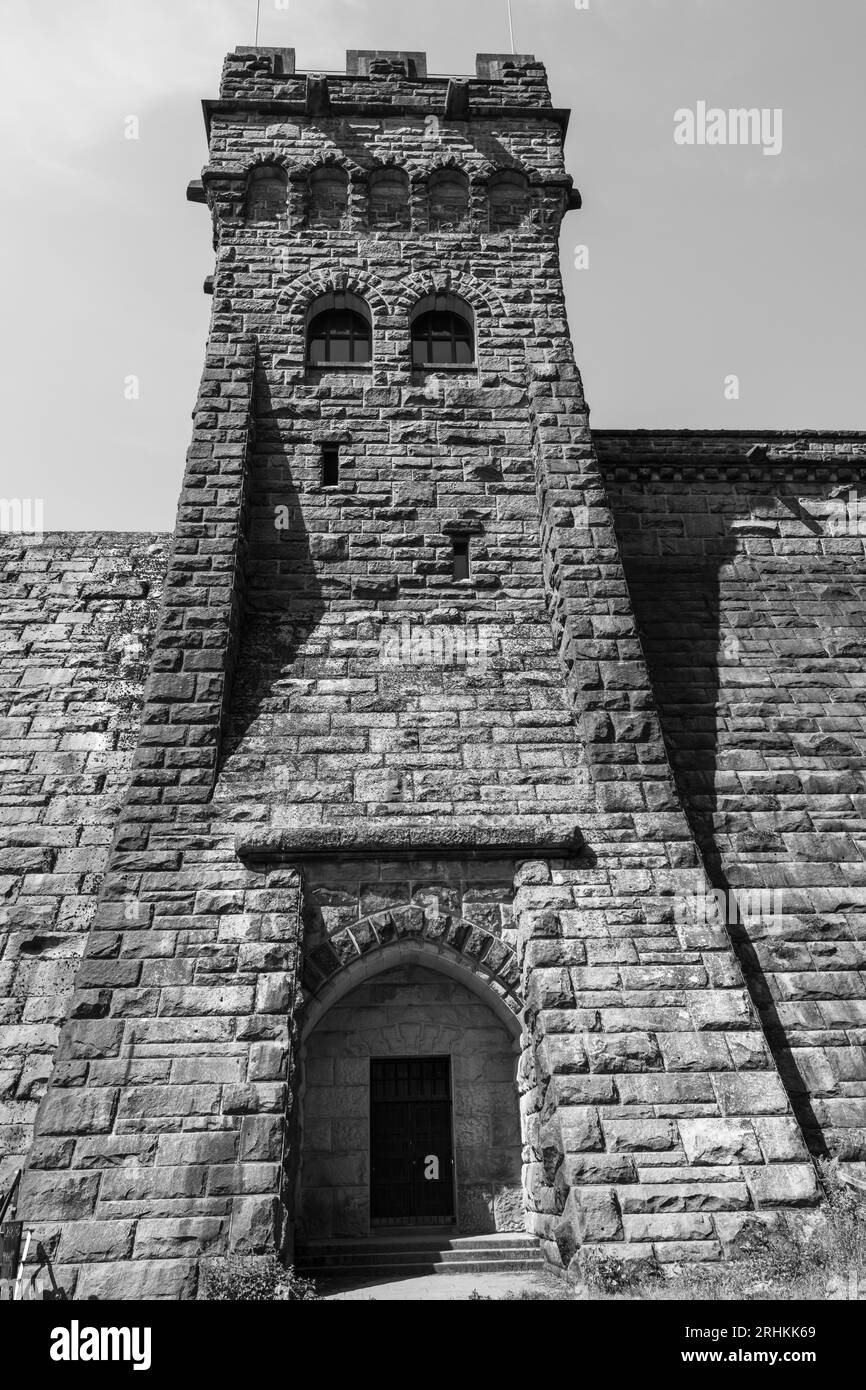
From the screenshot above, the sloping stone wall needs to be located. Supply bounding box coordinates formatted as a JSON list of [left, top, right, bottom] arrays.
[[0, 535, 167, 1191], [599, 431, 866, 1177]]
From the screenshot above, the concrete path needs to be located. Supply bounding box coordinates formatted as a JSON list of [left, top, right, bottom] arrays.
[[321, 1270, 570, 1301]]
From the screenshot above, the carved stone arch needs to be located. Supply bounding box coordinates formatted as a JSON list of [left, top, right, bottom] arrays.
[[244, 152, 292, 175], [276, 269, 392, 325], [293, 150, 366, 181], [301, 906, 524, 1022], [299, 936, 525, 1045], [424, 153, 470, 175], [274, 270, 393, 369], [394, 269, 505, 327], [472, 159, 499, 184]]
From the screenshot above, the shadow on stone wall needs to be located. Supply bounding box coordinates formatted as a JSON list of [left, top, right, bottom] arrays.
[[216, 367, 326, 791], [616, 532, 830, 1159]]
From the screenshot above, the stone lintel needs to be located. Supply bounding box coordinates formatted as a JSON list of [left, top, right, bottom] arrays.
[[235, 817, 584, 863]]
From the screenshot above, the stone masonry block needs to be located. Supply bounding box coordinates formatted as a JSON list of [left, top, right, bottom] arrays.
[[602, 1119, 677, 1153], [36, 1088, 118, 1136], [712, 1072, 790, 1116], [76, 1260, 198, 1302], [59, 1220, 135, 1264], [134, 1218, 226, 1259], [679, 1119, 762, 1166], [742, 1164, 820, 1208], [20, 1171, 100, 1221]]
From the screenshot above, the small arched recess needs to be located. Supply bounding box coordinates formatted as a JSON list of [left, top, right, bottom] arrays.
[[245, 165, 288, 221]]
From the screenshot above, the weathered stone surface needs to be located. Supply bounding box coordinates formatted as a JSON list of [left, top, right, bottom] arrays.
[[742, 1164, 820, 1208], [19, 1171, 100, 1220], [603, 1120, 677, 1154], [75, 1259, 198, 1302], [603, 438, 866, 1164], [6, 45, 860, 1300], [134, 1218, 226, 1259], [679, 1119, 763, 1167], [59, 1220, 135, 1264], [35, 1088, 118, 1137], [555, 1187, 623, 1264]]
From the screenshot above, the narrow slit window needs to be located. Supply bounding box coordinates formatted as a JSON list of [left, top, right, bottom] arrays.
[[322, 446, 340, 488], [452, 537, 471, 581]]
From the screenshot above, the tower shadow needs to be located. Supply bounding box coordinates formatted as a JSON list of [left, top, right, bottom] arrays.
[[620, 512, 830, 1160], [216, 364, 327, 794]]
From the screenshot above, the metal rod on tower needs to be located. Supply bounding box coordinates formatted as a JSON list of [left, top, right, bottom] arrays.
[[255, 0, 262, 45], [508, 0, 516, 54]]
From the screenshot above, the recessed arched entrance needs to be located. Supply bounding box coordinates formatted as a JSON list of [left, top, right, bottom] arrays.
[[295, 946, 525, 1241]]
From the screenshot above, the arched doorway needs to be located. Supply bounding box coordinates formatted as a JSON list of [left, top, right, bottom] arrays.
[[296, 953, 525, 1241]]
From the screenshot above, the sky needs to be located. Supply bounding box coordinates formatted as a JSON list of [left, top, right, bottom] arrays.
[[1, 0, 864, 532]]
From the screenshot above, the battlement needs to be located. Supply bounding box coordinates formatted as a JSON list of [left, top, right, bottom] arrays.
[[218, 46, 554, 112]]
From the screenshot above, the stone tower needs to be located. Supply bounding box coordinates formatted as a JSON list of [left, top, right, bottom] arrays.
[[19, 46, 819, 1299]]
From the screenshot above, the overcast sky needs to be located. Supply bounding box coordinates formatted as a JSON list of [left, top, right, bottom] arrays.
[[2, 0, 864, 532]]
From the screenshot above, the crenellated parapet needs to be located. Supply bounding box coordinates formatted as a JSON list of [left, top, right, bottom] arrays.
[[217, 47, 554, 110]]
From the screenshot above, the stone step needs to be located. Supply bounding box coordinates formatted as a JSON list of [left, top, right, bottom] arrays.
[[296, 1233, 547, 1279], [299, 1247, 546, 1269], [299, 1236, 538, 1259], [300, 1257, 547, 1279]]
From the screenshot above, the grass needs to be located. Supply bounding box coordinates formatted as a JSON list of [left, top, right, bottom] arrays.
[[471, 1162, 866, 1302]]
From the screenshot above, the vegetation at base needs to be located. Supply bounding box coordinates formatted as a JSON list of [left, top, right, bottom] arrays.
[[201, 1255, 320, 1302], [471, 1163, 866, 1302]]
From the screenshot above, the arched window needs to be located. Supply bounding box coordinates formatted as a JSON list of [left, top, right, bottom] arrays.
[[410, 294, 475, 367], [309, 167, 349, 229], [246, 165, 287, 221], [369, 168, 410, 230], [307, 292, 372, 366], [428, 169, 469, 233], [488, 171, 530, 232]]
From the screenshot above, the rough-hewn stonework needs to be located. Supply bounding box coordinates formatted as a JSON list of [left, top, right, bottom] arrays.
[[0, 536, 168, 1190], [599, 431, 866, 1175], [4, 49, 864, 1299]]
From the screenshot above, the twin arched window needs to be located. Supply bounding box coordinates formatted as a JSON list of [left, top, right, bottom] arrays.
[[306, 292, 475, 368], [410, 295, 474, 366], [307, 292, 372, 365]]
